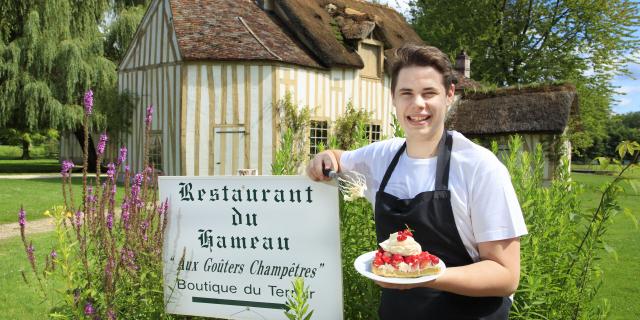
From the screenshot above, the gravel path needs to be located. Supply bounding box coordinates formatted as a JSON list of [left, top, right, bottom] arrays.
[[0, 218, 55, 240]]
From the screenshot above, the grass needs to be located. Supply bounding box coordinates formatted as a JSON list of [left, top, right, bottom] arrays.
[[0, 144, 61, 173], [572, 171, 640, 319], [0, 177, 125, 224], [0, 232, 63, 319], [0, 159, 61, 174]]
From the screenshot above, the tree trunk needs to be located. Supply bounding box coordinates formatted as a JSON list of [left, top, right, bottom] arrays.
[[21, 139, 31, 160], [74, 127, 97, 172]]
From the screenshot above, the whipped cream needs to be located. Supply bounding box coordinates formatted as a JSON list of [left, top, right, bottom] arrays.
[[379, 232, 422, 256]]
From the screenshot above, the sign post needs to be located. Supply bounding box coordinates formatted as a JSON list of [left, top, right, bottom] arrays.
[[160, 176, 343, 319]]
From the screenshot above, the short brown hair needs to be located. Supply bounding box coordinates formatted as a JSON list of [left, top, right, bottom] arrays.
[[390, 44, 456, 94]]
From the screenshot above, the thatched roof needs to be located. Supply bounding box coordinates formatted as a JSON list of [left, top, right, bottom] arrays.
[[168, 0, 423, 69], [446, 84, 578, 135], [275, 0, 423, 68], [170, 0, 322, 68], [167, 0, 480, 89]]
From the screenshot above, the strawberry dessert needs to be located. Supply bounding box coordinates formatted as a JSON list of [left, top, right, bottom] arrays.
[[372, 228, 441, 278]]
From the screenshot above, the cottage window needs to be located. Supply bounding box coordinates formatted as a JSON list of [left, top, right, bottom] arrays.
[[149, 131, 163, 173], [359, 43, 382, 78], [366, 123, 382, 143], [309, 120, 329, 156]]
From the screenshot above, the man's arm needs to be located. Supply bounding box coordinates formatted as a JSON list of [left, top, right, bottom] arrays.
[[306, 150, 345, 181], [377, 237, 521, 297]]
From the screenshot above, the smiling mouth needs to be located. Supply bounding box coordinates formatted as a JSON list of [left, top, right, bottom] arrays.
[[407, 115, 431, 123]]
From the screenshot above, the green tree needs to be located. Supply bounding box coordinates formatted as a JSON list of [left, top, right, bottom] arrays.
[[583, 111, 640, 160], [0, 0, 145, 162], [409, 0, 639, 153]]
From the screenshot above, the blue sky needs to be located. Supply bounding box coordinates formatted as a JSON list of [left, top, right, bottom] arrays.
[[383, 0, 640, 114]]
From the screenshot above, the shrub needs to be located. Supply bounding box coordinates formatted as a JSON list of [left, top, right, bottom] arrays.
[[506, 136, 638, 319], [19, 91, 170, 319]]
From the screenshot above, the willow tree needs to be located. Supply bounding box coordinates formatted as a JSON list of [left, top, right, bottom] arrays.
[[0, 0, 111, 163], [409, 0, 639, 153], [0, 0, 144, 164]]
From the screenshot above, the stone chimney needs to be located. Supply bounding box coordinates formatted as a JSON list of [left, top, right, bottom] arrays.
[[455, 50, 471, 78], [256, 0, 274, 11]]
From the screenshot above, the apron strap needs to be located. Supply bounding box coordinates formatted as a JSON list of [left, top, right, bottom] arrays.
[[379, 142, 406, 192], [435, 131, 453, 191]]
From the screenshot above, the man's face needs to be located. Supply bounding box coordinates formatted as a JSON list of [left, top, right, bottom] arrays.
[[392, 65, 454, 142]]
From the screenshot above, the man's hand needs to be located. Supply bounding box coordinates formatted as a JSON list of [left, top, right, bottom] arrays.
[[306, 150, 341, 181]]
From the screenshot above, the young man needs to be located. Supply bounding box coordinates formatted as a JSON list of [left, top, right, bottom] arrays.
[[307, 44, 527, 319]]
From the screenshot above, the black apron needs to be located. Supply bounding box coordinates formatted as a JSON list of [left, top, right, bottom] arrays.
[[375, 131, 511, 320]]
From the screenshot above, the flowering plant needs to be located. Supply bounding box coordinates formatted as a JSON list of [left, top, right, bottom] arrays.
[[19, 90, 169, 319]]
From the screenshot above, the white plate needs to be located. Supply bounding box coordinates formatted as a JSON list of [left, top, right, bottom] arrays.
[[353, 251, 446, 284]]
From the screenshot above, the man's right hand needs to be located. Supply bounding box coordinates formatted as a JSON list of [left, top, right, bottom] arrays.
[[306, 150, 340, 181]]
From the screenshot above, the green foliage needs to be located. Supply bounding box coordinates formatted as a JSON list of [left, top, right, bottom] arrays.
[[271, 92, 311, 175], [0, 0, 138, 160], [390, 112, 404, 138], [0, 128, 58, 159], [503, 135, 638, 319], [272, 128, 301, 175], [104, 5, 146, 62], [284, 278, 314, 320], [580, 111, 640, 161], [332, 102, 372, 149], [409, 0, 639, 153]]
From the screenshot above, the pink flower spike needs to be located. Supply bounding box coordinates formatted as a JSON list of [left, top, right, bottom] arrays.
[[61, 160, 75, 177], [145, 105, 154, 127], [97, 133, 108, 156], [118, 146, 127, 165], [83, 89, 94, 115], [84, 302, 94, 315], [18, 207, 26, 227]]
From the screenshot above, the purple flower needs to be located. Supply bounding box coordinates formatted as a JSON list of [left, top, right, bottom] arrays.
[[118, 146, 127, 165], [121, 202, 130, 229], [26, 243, 35, 268], [145, 105, 154, 127], [106, 212, 113, 230], [18, 207, 26, 227], [142, 220, 149, 241], [75, 210, 83, 227], [106, 163, 116, 180], [61, 160, 75, 177], [50, 249, 57, 259], [158, 199, 169, 216], [83, 89, 94, 115], [84, 302, 94, 315], [97, 133, 108, 156], [120, 248, 138, 271]]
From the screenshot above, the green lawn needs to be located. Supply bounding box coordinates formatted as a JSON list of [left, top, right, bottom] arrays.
[[0, 177, 125, 224], [0, 159, 61, 173], [572, 172, 640, 319], [0, 232, 63, 319]]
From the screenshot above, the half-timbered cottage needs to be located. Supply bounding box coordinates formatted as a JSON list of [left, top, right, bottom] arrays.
[[61, 0, 480, 175]]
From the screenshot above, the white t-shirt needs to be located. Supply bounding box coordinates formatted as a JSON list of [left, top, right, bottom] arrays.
[[340, 131, 528, 261]]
